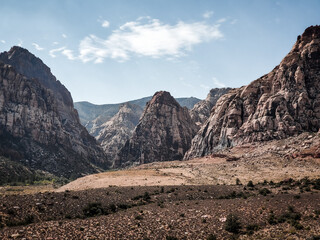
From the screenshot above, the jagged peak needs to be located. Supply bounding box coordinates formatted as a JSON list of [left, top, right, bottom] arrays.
[[148, 91, 180, 108], [301, 25, 320, 40]]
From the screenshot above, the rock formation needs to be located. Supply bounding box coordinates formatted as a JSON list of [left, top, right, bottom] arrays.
[[74, 97, 200, 135], [0, 46, 109, 178], [116, 91, 198, 167], [190, 88, 231, 125], [185, 25, 320, 160], [96, 103, 143, 162]]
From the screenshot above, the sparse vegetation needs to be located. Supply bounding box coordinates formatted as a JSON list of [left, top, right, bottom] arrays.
[[247, 180, 254, 188], [225, 213, 241, 234], [83, 202, 105, 217]]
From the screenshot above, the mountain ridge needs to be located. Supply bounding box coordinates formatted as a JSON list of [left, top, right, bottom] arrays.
[[185, 25, 320, 159]]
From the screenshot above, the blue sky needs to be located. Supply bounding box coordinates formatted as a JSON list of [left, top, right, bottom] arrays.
[[0, 0, 319, 104]]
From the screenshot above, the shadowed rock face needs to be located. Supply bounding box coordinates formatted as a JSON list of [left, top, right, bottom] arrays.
[[190, 88, 231, 126], [0, 47, 109, 178], [116, 91, 198, 167], [96, 103, 143, 162], [185, 25, 320, 160]]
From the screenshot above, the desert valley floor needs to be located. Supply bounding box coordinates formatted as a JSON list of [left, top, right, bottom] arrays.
[[1, 132, 320, 240]]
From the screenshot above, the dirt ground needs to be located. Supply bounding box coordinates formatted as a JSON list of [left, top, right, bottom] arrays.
[[59, 133, 320, 192]]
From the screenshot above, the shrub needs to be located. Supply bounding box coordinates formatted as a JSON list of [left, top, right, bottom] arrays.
[[236, 178, 241, 185], [259, 188, 271, 196], [83, 202, 105, 217], [247, 181, 254, 188], [207, 234, 217, 240], [225, 213, 241, 234]]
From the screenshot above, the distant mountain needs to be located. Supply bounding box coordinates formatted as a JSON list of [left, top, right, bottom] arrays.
[[0, 46, 109, 179], [96, 103, 144, 162], [190, 88, 231, 126], [116, 91, 198, 167], [185, 25, 320, 160], [74, 96, 201, 135]]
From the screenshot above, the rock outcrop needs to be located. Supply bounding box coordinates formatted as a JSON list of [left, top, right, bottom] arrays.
[[190, 88, 231, 125], [116, 91, 198, 167], [96, 103, 143, 162], [185, 25, 320, 160], [0, 46, 109, 178]]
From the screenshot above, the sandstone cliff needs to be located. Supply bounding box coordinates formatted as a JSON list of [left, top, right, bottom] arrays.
[[0, 47, 109, 178], [185, 25, 320, 159], [190, 88, 231, 125], [96, 103, 143, 162], [116, 91, 198, 167]]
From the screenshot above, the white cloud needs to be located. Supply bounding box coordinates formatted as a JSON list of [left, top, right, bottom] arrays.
[[1, 40, 5, 44], [203, 11, 214, 19], [32, 43, 44, 51], [61, 49, 76, 60], [49, 47, 66, 58], [62, 34, 67, 38], [49, 46, 76, 60], [53, 41, 59, 45], [212, 77, 226, 88], [79, 18, 223, 63], [217, 18, 227, 23], [101, 20, 110, 28]]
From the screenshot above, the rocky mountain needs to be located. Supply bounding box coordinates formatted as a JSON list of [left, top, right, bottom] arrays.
[[116, 91, 198, 167], [96, 103, 143, 161], [190, 88, 231, 125], [75, 96, 200, 135], [185, 25, 320, 160], [0, 46, 109, 178]]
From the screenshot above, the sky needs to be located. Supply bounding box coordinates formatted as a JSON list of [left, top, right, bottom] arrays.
[[0, 0, 319, 104]]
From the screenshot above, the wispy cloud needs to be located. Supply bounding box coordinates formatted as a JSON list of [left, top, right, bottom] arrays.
[[49, 47, 66, 58], [101, 20, 110, 28], [212, 77, 226, 88], [1, 40, 5, 44], [61, 49, 76, 60], [203, 11, 214, 19], [79, 17, 223, 63], [53, 41, 59, 45], [62, 34, 67, 38], [32, 43, 44, 51], [217, 18, 227, 23], [49, 46, 76, 60]]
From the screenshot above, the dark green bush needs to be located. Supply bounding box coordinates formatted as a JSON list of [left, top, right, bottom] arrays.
[[259, 188, 271, 196], [247, 180, 254, 187], [225, 213, 241, 234], [83, 202, 105, 217]]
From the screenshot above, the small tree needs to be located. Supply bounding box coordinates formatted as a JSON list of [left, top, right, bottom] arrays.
[[225, 213, 241, 234]]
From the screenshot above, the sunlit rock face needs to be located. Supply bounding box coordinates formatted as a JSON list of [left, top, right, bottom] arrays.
[[116, 91, 198, 167], [185, 26, 320, 160]]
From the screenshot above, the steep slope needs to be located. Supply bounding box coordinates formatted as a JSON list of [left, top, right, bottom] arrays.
[[190, 88, 231, 125], [116, 91, 198, 167], [96, 103, 143, 161], [185, 25, 320, 160], [0, 47, 108, 178], [75, 97, 201, 135]]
